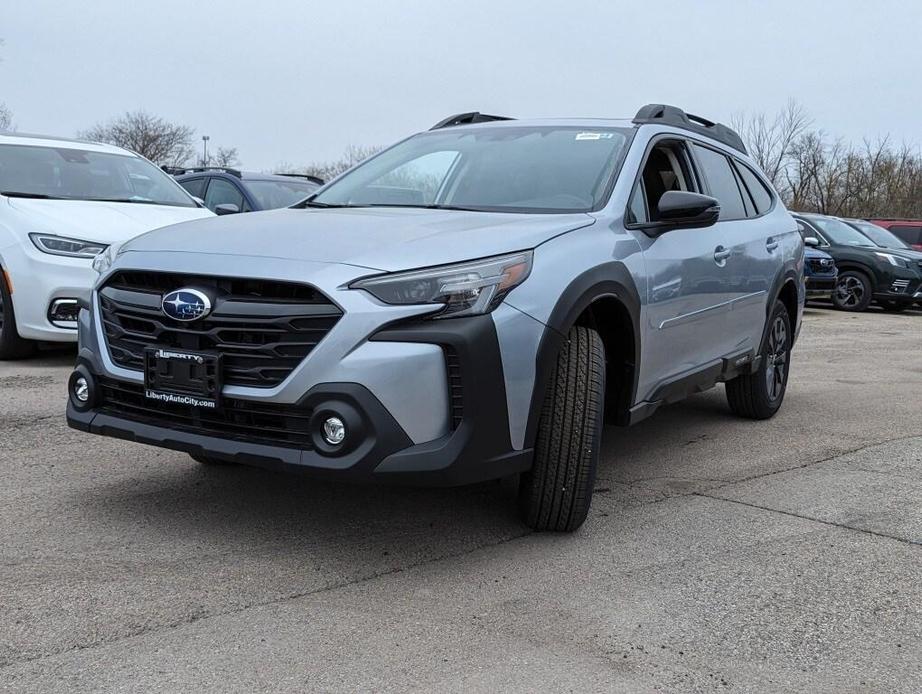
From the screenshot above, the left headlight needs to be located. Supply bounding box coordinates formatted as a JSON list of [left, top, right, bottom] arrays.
[[29, 233, 108, 259], [351, 251, 533, 319]]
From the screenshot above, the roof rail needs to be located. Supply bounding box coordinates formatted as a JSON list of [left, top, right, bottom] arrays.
[[430, 112, 514, 130], [633, 104, 747, 154], [163, 166, 243, 178], [274, 173, 325, 186]]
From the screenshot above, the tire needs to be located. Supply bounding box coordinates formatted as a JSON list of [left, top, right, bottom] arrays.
[[190, 453, 235, 466], [877, 300, 907, 313], [0, 268, 36, 360], [726, 300, 792, 420], [518, 325, 605, 532], [832, 270, 872, 312]]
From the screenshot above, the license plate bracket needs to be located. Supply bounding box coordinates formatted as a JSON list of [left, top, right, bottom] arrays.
[[144, 348, 222, 409]]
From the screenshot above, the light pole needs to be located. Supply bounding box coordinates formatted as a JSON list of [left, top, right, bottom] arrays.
[[201, 135, 210, 167]]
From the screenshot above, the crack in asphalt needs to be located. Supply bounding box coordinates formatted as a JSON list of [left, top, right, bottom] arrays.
[[694, 492, 922, 548], [0, 528, 535, 671]]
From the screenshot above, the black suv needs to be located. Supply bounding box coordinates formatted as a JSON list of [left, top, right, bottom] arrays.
[[171, 167, 323, 215], [792, 213, 922, 312]]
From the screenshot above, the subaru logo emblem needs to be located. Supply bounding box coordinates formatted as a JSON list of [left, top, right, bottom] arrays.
[[161, 288, 212, 321]]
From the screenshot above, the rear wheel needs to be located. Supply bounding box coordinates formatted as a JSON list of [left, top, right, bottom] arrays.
[[0, 268, 36, 360], [726, 300, 791, 420], [518, 326, 605, 532], [832, 270, 872, 312]]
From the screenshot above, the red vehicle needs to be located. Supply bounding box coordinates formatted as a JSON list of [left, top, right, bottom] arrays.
[[867, 219, 922, 251]]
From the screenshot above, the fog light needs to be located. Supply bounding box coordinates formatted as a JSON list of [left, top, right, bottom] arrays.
[[74, 376, 89, 403], [48, 298, 81, 328], [322, 416, 346, 446]]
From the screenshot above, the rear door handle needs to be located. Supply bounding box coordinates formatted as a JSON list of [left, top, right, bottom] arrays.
[[714, 246, 731, 266], [766, 237, 779, 252]]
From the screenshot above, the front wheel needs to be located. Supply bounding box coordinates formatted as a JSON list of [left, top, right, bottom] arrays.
[[832, 270, 872, 312], [726, 300, 792, 420], [0, 269, 36, 360], [518, 326, 605, 532]]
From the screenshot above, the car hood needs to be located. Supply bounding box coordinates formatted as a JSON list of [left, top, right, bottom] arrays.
[[7, 198, 214, 245], [120, 207, 596, 271]]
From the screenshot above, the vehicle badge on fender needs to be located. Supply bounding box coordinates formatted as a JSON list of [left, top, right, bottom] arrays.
[[161, 289, 212, 321]]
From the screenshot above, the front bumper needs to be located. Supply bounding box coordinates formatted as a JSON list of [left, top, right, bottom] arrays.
[[805, 274, 836, 298], [66, 311, 534, 486], [0, 241, 95, 341]]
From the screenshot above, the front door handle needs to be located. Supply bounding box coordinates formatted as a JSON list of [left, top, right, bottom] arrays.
[[766, 237, 779, 252], [714, 246, 732, 267]]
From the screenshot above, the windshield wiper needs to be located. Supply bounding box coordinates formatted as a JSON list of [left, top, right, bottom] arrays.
[[299, 200, 363, 209], [86, 197, 157, 204], [0, 191, 67, 200]]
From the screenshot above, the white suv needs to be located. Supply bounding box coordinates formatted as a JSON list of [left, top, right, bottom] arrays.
[[0, 133, 213, 358]]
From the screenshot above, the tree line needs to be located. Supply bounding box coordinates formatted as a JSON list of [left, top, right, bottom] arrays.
[[732, 100, 922, 219], [4, 94, 921, 218]]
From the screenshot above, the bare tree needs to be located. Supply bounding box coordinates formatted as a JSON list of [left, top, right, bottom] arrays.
[[731, 99, 811, 198], [0, 38, 11, 131], [276, 145, 382, 183], [79, 111, 195, 167], [211, 146, 240, 168]]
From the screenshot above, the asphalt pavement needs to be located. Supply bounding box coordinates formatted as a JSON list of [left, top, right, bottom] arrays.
[[1, 305, 920, 693]]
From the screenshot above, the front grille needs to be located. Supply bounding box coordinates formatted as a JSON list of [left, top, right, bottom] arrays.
[[806, 258, 835, 275], [444, 347, 464, 430], [98, 378, 314, 449], [99, 271, 342, 388]]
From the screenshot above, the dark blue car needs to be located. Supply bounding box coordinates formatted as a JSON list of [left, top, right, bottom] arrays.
[[171, 167, 323, 215], [803, 246, 837, 300]]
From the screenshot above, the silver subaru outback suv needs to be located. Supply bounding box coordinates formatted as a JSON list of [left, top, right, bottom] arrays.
[[67, 105, 804, 532]]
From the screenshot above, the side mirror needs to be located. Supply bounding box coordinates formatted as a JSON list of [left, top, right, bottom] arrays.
[[639, 191, 720, 236], [804, 236, 820, 247], [214, 203, 240, 216]]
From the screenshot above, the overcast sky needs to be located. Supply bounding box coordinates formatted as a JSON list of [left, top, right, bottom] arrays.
[[3, 0, 920, 170]]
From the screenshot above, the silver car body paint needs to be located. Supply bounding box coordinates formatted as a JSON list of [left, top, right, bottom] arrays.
[[82, 118, 803, 458]]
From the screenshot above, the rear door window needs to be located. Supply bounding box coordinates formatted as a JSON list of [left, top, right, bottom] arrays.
[[691, 144, 746, 220]]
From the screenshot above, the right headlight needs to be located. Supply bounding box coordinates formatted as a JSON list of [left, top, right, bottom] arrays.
[[350, 251, 533, 319], [29, 233, 108, 259]]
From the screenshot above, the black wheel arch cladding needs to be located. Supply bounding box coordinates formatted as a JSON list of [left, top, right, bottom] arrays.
[[522, 262, 641, 448]]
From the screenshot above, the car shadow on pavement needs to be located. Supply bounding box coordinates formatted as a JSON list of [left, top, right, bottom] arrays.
[[73, 390, 737, 558]]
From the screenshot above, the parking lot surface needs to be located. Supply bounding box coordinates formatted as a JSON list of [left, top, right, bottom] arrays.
[[1, 306, 920, 693]]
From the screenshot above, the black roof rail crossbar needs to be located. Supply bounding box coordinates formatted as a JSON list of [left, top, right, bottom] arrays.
[[163, 166, 243, 178], [430, 112, 514, 130], [632, 104, 747, 154], [275, 173, 325, 185]]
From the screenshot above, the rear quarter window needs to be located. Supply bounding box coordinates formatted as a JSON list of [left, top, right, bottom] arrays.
[[734, 162, 773, 215]]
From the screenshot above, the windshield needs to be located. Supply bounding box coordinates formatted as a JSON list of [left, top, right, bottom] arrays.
[[247, 178, 318, 209], [807, 216, 877, 247], [0, 144, 196, 206], [846, 219, 911, 250], [309, 126, 631, 213]]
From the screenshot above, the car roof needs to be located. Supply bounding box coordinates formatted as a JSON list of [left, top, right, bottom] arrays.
[[0, 131, 134, 157], [431, 117, 636, 130], [175, 170, 319, 184]]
